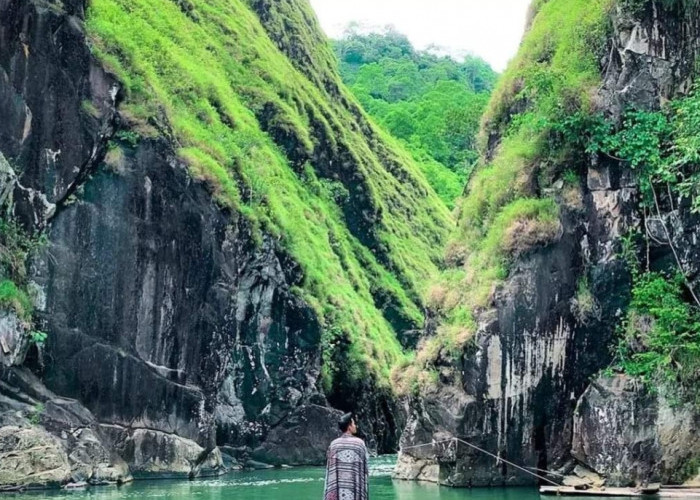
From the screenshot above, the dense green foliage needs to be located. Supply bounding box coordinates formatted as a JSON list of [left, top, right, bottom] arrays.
[[334, 29, 497, 206], [555, 87, 700, 212], [615, 269, 700, 406], [85, 0, 452, 389]]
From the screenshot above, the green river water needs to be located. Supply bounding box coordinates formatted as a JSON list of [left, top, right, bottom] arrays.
[[13, 457, 630, 500]]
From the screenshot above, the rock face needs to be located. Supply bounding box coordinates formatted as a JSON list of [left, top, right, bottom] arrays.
[[252, 404, 344, 466], [0, 366, 130, 490], [0, 0, 414, 488], [0, 311, 29, 367], [572, 375, 700, 487], [397, 0, 700, 488], [396, 167, 636, 486], [396, 230, 625, 486], [32, 135, 321, 476], [0, 426, 72, 490]]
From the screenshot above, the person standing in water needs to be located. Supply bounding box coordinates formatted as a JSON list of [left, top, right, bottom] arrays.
[[323, 413, 369, 500]]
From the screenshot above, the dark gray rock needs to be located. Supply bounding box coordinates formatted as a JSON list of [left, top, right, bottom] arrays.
[[99, 426, 224, 480], [600, 2, 700, 117], [397, 233, 594, 486], [396, 185, 637, 486], [32, 121, 324, 472], [0, 0, 384, 488], [252, 404, 343, 466], [0, 0, 118, 227], [0, 311, 29, 367], [572, 375, 700, 486], [0, 366, 130, 489]]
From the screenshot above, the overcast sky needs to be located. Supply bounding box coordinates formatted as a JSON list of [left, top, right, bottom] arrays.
[[308, 0, 532, 72]]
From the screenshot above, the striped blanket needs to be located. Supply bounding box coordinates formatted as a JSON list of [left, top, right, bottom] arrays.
[[323, 434, 369, 500]]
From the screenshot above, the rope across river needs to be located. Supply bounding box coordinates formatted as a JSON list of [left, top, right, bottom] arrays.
[[401, 437, 561, 487]]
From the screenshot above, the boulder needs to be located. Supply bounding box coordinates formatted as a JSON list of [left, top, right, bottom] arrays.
[[394, 453, 440, 483], [0, 366, 131, 489], [100, 427, 224, 479], [252, 404, 344, 466], [0, 426, 71, 491], [572, 375, 700, 486], [0, 312, 29, 367]]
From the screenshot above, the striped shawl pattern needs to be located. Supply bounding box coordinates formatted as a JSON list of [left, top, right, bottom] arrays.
[[323, 435, 369, 500]]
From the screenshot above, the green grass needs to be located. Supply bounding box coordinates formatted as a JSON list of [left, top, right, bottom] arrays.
[[453, 198, 560, 311], [457, 0, 611, 304], [404, 0, 612, 374], [390, 141, 465, 208], [481, 0, 612, 142], [85, 0, 452, 389], [0, 217, 44, 324], [0, 280, 32, 322]]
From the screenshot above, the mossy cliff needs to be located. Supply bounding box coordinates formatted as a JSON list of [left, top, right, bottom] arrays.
[[85, 0, 452, 387], [397, 0, 700, 488], [2, 0, 698, 490], [0, 0, 451, 485]]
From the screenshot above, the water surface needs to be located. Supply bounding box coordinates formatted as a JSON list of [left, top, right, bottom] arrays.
[[15, 456, 630, 500]]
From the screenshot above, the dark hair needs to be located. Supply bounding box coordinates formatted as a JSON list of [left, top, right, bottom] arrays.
[[338, 412, 354, 432]]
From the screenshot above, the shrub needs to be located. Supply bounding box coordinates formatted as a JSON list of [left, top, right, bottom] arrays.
[[0, 280, 33, 323], [29, 331, 48, 346], [615, 272, 700, 406], [0, 219, 46, 323], [27, 403, 45, 426], [555, 87, 700, 213]]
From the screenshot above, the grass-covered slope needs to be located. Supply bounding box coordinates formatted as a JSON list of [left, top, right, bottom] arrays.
[[401, 0, 614, 382], [85, 0, 453, 389], [409, 0, 700, 405]]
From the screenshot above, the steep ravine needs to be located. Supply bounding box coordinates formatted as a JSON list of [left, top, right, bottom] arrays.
[[396, 0, 700, 488], [1, 0, 699, 493], [0, 0, 451, 489]]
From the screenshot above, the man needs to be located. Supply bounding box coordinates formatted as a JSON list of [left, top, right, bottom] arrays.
[[323, 413, 369, 500]]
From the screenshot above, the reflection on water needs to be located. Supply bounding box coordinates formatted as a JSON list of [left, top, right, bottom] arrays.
[[13, 456, 629, 500]]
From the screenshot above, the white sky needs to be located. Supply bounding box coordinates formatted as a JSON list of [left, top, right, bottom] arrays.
[[308, 0, 532, 72]]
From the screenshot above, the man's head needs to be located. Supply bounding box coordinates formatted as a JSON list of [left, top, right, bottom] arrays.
[[338, 412, 357, 435]]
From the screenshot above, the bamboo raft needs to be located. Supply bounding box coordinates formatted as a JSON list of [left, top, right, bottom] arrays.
[[540, 484, 700, 497]]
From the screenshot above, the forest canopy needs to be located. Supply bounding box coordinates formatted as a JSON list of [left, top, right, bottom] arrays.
[[334, 27, 498, 207]]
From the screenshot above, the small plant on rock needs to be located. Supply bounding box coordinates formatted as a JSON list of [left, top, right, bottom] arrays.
[[29, 330, 48, 346], [27, 402, 45, 426], [571, 277, 601, 325]]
